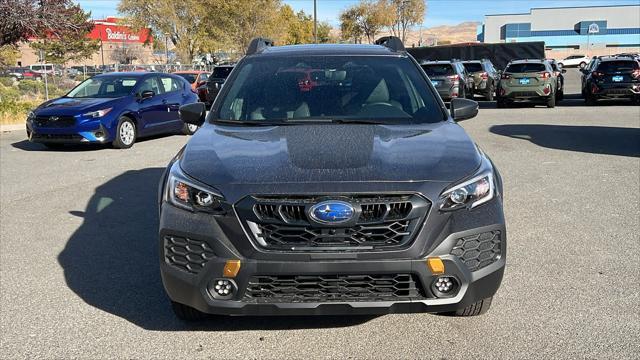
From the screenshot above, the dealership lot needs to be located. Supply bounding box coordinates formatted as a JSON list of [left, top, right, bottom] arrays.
[[1, 70, 639, 358]]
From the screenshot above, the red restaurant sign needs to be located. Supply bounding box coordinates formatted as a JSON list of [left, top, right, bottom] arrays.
[[89, 18, 152, 44]]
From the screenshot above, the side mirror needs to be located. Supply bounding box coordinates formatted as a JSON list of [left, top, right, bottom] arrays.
[[179, 102, 206, 126], [450, 98, 478, 122], [139, 90, 154, 100]]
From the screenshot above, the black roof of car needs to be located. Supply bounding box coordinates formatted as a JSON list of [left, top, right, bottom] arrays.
[[598, 55, 638, 62], [509, 59, 545, 64], [251, 43, 404, 57]]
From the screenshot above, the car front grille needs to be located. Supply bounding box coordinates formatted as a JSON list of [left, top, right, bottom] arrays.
[[31, 133, 84, 141], [237, 194, 430, 252], [450, 231, 501, 272], [243, 273, 426, 303], [34, 116, 76, 128], [164, 235, 215, 274]]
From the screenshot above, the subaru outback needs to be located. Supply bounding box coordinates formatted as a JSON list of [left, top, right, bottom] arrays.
[[159, 37, 506, 320]]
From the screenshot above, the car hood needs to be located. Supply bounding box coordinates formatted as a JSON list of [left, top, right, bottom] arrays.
[[35, 97, 123, 116], [180, 122, 481, 185]]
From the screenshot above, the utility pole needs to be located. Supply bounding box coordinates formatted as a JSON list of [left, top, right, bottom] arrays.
[[165, 33, 169, 67], [39, 50, 49, 101], [313, 0, 318, 43]]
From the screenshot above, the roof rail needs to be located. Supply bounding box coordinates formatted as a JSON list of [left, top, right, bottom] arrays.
[[374, 36, 405, 52], [246, 37, 274, 55]]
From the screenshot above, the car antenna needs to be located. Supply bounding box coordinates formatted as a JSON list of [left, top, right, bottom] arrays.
[[246, 37, 274, 56], [374, 36, 405, 52]]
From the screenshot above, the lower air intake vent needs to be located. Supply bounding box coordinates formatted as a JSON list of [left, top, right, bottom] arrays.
[[164, 236, 215, 274], [450, 231, 501, 272]]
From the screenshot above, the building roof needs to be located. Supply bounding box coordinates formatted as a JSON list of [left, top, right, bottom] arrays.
[[485, 4, 639, 17]]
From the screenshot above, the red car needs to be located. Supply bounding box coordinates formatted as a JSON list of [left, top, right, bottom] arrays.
[[173, 71, 210, 91]]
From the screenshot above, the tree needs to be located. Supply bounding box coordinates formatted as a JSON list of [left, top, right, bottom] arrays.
[[110, 45, 144, 65], [380, 0, 426, 43], [340, 0, 387, 44], [29, 6, 99, 65], [119, 0, 207, 63], [0, 45, 20, 68], [0, 0, 95, 47], [317, 22, 334, 44]]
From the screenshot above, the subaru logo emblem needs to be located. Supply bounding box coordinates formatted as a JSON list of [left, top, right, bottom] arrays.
[[49, 116, 59, 122], [309, 200, 355, 224]]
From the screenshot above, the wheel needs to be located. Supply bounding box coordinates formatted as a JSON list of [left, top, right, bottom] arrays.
[[181, 122, 199, 135], [546, 91, 556, 108], [558, 62, 564, 68], [585, 94, 597, 106], [451, 297, 493, 316], [485, 84, 494, 101], [112, 116, 136, 149], [556, 90, 564, 101], [632, 96, 640, 105], [465, 86, 474, 99], [579, 62, 587, 69], [496, 98, 506, 108], [171, 301, 206, 321]]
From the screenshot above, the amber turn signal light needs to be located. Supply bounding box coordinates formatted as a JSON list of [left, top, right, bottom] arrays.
[[426, 257, 445, 275], [223, 260, 241, 278]]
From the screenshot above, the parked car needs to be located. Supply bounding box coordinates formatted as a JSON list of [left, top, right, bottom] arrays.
[[545, 59, 566, 101], [581, 56, 601, 97], [173, 71, 210, 91], [26, 72, 199, 149], [496, 59, 558, 108], [202, 65, 234, 107], [582, 55, 640, 105], [3, 67, 42, 81], [160, 36, 505, 320], [420, 60, 474, 101], [558, 54, 590, 68], [462, 59, 500, 100], [29, 63, 60, 76]]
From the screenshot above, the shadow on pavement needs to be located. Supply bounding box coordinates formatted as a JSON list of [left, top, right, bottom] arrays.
[[11, 133, 183, 152], [490, 124, 640, 157], [58, 168, 374, 331]]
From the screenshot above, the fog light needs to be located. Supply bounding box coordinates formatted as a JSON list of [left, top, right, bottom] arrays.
[[209, 278, 236, 299], [431, 276, 458, 297]]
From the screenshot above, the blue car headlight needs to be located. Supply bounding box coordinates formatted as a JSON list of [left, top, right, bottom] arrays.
[[164, 163, 227, 214], [83, 107, 113, 119], [27, 111, 35, 123]]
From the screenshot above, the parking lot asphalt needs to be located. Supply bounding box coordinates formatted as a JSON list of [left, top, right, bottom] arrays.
[[1, 69, 639, 358]]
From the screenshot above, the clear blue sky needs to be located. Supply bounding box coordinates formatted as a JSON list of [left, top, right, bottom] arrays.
[[77, 0, 640, 28]]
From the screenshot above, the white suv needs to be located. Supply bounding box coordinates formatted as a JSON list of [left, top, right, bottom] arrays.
[[558, 55, 590, 68]]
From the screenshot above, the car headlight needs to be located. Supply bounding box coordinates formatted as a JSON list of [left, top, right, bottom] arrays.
[[27, 111, 35, 122], [83, 107, 113, 118], [165, 163, 226, 214], [440, 172, 495, 211]]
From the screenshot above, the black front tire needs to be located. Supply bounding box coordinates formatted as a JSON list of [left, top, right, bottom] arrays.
[[112, 116, 136, 149], [453, 297, 493, 316], [496, 98, 506, 108], [171, 301, 206, 321], [585, 94, 597, 106]]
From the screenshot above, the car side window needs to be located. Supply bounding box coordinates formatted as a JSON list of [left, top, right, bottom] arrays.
[[160, 76, 180, 93], [138, 76, 164, 95], [200, 73, 209, 81]]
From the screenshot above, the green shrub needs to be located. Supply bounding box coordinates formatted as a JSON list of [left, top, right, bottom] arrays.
[[17, 80, 45, 95], [0, 76, 15, 86], [0, 82, 20, 102]]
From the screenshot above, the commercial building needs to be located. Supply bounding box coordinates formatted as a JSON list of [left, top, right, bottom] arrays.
[[17, 17, 156, 67], [478, 5, 640, 58]]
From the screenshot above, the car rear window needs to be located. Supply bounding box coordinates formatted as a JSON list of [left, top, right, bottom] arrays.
[[212, 67, 233, 79], [421, 64, 455, 76], [463, 63, 483, 73], [505, 63, 546, 73], [596, 60, 639, 73], [217, 56, 443, 124]]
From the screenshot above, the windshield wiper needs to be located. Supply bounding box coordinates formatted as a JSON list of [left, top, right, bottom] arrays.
[[284, 118, 391, 125], [213, 119, 291, 126]]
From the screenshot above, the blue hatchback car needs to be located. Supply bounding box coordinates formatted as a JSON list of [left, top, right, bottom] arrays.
[[26, 72, 199, 149]]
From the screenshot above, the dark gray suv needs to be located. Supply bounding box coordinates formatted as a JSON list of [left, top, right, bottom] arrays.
[[420, 60, 475, 101], [160, 37, 506, 320]]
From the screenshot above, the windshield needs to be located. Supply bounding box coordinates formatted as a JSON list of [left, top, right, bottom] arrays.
[[421, 64, 455, 76], [505, 63, 546, 73], [216, 56, 443, 124], [212, 66, 233, 79], [176, 73, 197, 83], [66, 77, 138, 98], [596, 61, 639, 73], [463, 63, 483, 73]]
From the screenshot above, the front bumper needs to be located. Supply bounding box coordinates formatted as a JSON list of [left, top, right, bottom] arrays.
[[159, 200, 506, 316], [26, 120, 112, 144]]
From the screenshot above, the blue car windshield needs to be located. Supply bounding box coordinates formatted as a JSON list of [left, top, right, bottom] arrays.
[[67, 77, 139, 98], [217, 56, 444, 124]]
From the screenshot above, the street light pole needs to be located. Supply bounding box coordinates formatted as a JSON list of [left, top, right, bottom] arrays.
[[313, 0, 318, 43]]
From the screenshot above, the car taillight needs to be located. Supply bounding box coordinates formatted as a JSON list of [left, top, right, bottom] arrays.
[[539, 72, 551, 79], [592, 71, 604, 77], [480, 72, 488, 80], [501, 73, 511, 80], [632, 69, 640, 79], [447, 74, 460, 81]]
